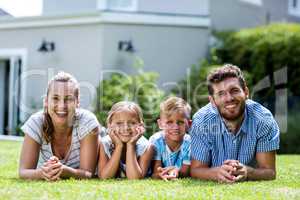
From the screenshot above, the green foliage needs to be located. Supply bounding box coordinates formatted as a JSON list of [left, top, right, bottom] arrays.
[[1, 141, 300, 200], [215, 23, 300, 97], [95, 58, 165, 138], [172, 60, 253, 115], [279, 111, 300, 154]]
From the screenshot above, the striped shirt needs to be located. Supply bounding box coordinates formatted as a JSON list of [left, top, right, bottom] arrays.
[[21, 109, 100, 169], [190, 99, 280, 167], [149, 131, 191, 169]]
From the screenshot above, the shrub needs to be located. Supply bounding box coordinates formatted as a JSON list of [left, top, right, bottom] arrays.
[[215, 23, 300, 98], [279, 111, 300, 154], [94, 58, 165, 138]]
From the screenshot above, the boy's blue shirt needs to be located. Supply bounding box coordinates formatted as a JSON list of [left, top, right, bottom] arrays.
[[149, 131, 191, 169]]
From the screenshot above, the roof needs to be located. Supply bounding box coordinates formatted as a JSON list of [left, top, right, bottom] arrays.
[[0, 8, 12, 17]]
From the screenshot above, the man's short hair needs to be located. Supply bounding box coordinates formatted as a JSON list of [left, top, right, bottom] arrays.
[[160, 96, 191, 119], [207, 64, 247, 95]]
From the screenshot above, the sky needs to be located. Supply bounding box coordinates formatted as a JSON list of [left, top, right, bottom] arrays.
[[0, 0, 42, 17]]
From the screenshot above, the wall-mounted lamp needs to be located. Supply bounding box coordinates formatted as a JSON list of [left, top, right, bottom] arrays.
[[38, 39, 55, 53], [118, 40, 135, 53]]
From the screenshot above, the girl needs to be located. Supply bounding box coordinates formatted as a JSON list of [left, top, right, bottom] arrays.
[[98, 101, 153, 179], [19, 71, 100, 181]]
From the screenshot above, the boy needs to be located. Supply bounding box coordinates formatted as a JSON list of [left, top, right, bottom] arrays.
[[150, 96, 191, 180]]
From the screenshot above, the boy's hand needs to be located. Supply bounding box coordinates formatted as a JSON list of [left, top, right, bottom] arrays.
[[157, 166, 179, 181], [167, 168, 179, 179]]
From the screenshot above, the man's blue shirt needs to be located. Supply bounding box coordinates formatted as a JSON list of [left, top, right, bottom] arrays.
[[190, 99, 280, 167]]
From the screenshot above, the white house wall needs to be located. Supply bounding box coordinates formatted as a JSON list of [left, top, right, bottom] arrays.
[[101, 23, 209, 89], [210, 0, 299, 31], [43, 0, 98, 15], [211, 0, 266, 30], [138, 0, 209, 16], [0, 24, 103, 118], [42, 0, 209, 16]]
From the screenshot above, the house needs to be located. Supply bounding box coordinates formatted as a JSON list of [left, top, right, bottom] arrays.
[[0, 8, 12, 17], [211, 0, 300, 30], [0, 0, 210, 135], [0, 0, 299, 136]]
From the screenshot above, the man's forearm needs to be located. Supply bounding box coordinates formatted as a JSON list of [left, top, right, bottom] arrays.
[[246, 166, 276, 180], [190, 167, 217, 181]]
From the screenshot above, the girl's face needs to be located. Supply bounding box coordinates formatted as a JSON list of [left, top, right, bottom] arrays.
[[45, 81, 79, 128], [108, 110, 142, 143]]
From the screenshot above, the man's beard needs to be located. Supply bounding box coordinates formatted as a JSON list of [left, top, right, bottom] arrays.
[[217, 100, 246, 121]]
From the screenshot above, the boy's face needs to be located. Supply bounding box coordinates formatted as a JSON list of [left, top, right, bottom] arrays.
[[158, 111, 190, 142]]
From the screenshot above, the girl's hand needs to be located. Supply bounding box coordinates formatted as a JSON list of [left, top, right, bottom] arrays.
[[127, 125, 145, 145], [108, 128, 123, 147]]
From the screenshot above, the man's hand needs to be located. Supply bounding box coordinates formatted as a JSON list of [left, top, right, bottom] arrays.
[[222, 160, 248, 182], [232, 163, 248, 182], [215, 164, 236, 183]]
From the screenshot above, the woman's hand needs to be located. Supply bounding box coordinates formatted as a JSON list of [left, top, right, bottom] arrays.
[[40, 156, 63, 181]]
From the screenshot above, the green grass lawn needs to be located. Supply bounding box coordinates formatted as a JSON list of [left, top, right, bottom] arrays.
[[0, 140, 299, 200]]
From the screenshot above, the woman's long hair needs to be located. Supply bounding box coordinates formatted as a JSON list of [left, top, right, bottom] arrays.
[[42, 71, 79, 143]]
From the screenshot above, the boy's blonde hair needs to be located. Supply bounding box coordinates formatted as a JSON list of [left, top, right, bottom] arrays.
[[106, 101, 144, 125], [160, 97, 191, 119]]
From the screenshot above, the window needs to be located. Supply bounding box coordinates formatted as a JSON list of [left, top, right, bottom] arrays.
[[289, 0, 300, 16], [98, 0, 138, 11], [240, 0, 263, 6]]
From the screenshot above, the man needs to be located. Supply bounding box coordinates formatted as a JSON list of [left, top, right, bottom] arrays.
[[190, 64, 280, 183]]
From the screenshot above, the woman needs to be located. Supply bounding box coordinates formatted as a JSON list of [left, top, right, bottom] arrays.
[[19, 71, 100, 181]]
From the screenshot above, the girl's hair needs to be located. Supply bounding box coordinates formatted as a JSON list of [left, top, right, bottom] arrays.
[[42, 71, 79, 143], [106, 101, 144, 126]]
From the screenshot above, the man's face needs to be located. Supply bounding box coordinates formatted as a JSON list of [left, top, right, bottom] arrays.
[[209, 77, 249, 121]]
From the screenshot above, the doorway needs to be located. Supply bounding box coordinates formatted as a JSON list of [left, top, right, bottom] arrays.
[[0, 57, 22, 135]]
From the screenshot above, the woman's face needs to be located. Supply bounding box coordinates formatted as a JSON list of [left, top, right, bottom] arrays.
[[45, 81, 79, 128]]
